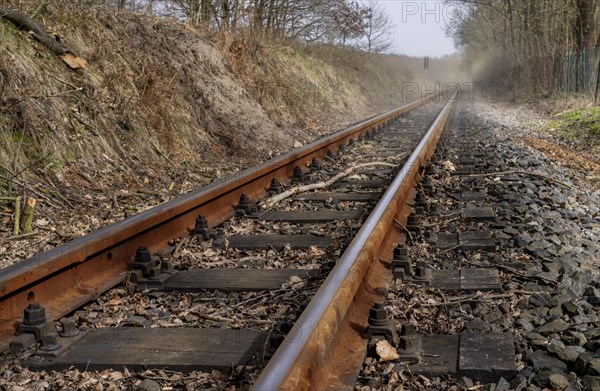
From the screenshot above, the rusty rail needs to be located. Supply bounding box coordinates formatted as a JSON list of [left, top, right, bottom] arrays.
[[0, 94, 437, 352], [252, 91, 458, 391]]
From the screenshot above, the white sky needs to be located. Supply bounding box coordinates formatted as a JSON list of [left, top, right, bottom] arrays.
[[380, 0, 457, 57]]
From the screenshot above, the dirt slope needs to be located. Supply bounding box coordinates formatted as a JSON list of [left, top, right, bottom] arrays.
[[0, 1, 416, 261]]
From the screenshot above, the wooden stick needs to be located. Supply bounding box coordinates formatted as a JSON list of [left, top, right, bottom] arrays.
[[263, 161, 396, 208], [21, 197, 36, 233], [13, 196, 21, 236]]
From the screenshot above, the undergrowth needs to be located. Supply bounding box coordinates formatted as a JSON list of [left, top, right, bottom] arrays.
[[0, 0, 417, 199], [548, 107, 600, 141]]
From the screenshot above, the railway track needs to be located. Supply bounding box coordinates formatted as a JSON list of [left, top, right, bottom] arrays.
[[2, 90, 599, 390], [1, 91, 450, 383], [0, 94, 437, 352]]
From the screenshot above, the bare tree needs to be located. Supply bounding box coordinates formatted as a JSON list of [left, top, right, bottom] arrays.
[[361, 0, 393, 53]]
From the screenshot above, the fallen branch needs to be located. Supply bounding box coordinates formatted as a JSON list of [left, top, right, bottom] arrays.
[[6, 232, 37, 241], [39, 187, 73, 208], [460, 171, 572, 189], [262, 161, 396, 208], [0, 6, 87, 69]]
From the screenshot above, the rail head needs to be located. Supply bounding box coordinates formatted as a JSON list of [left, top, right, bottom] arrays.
[[252, 91, 458, 391]]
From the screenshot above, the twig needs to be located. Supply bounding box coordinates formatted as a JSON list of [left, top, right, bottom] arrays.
[[30, 88, 84, 99], [170, 236, 190, 259], [0, 173, 60, 208], [6, 232, 37, 241], [49, 75, 82, 90], [263, 161, 396, 208], [137, 188, 163, 198], [39, 187, 72, 208], [460, 171, 573, 189], [393, 218, 413, 242]]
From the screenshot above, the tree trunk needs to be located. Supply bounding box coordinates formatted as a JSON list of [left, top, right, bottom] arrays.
[[0, 6, 86, 69]]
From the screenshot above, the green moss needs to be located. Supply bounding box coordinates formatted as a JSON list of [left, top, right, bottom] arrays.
[[547, 107, 600, 141]]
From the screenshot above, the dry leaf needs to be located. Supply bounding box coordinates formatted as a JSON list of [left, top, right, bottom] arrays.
[[442, 160, 456, 172], [376, 339, 399, 362]]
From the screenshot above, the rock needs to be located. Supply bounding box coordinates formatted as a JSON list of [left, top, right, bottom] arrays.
[[581, 376, 600, 391], [516, 318, 535, 332], [549, 306, 563, 318], [533, 369, 555, 387], [516, 297, 530, 310], [458, 376, 474, 388], [550, 292, 577, 308], [483, 307, 503, 323], [587, 358, 600, 376], [530, 293, 551, 308], [552, 344, 583, 363], [526, 332, 547, 342], [495, 317, 513, 330], [573, 353, 592, 375], [572, 313, 599, 324], [586, 296, 600, 306], [375, 339, 399, 362], [528, 349, 568, 372], [136, 379, 161, 391], [562, 331, 587, 347], [584, 328, 600, 339], [495, 377, 511, 391], [465, 318, 491, 332], [536, 271, 559, 282], [510, 374, 528, 390], [562, 301, 583, 316], [549, 373, 569, 390], [499, 302, 511, 314], [514, 234, 534, 247], [534, 319, 570, 335]]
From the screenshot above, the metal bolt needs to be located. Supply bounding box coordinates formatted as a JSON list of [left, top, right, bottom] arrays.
[[309, 157, 321, 172], [135, 246, 152, 264], [393, 244, 408, 261], [40, 333, 60, 352], [239, 193, 251, 205], [292, 166, 304, 182], [415, 261, 428, 279], [369, 303, 387, 321], [194, 214, 209, 231], [59, 319, 80, 338], [23, 303, 46, 326], [407, 214, 421, 226]]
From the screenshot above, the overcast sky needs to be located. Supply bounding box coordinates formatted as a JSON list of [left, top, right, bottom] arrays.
[[380, 0, 457, 57]]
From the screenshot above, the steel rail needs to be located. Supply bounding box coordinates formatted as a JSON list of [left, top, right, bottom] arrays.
[[252, 90, 458, 391], [0, 94, 437, 352]]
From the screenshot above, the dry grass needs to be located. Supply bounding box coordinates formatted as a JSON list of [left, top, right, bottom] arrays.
[[0, 0, 418, 201]]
